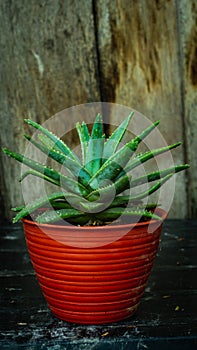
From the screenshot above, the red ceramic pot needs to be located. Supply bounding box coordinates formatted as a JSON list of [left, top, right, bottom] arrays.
[[22, 208, 166, 324]]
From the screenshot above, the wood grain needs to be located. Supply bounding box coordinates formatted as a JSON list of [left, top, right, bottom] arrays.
[[95, 0, 188, 217], [0, 0, 196, 219], [0, 0, 100, 219], [176, 0, 197, 217]]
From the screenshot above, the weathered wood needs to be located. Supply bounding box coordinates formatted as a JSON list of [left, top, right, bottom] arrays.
[[0, 0, 196, 220], [176, 0, 197, 217], [0, 0, 100, 220], [95, 0, 188, 218]]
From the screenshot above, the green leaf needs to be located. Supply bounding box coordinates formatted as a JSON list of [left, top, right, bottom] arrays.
[[87, 172, 175, 209], [24, 134, 66, 164], [107, 197, 158, 210], [129, 173, 173, 200], [107, 195, 134, 208], [89, 120, 160, 188], [55, 192, 110, 213], [19, 169, 60, 186], [85, 114, 104, 175], [24, 119, 79, 161], [118, 142, 182, 177], [12, 192, 67, 222], [76, 121, 90, 165], [24, 134, 92, 186], [87, 174, 131, 202], [103, 112, 134, 159], [90, 113, 103, 139], [11, 206, 25, 212], [38, 134, 65, 155], [2, 148, 88, 197], [82, 121, 90, 141], [65, 215, 91, 225], [50, 201, 74, 210], [13, 189, 97, 223], [36, 208, 86, 224], [95, 207, 162, 223], [87, 165, 189, 209], [135, 120, 160, 143], [129, 164, 190, 188]]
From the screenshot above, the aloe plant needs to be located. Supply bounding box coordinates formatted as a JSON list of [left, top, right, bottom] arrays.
[[2, 113, 189, 225]]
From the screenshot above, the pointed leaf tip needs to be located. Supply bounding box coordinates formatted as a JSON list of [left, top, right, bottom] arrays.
[[95, 113, 102, 122], [24, 118, 31, 124], [2, 148, 12, 156]]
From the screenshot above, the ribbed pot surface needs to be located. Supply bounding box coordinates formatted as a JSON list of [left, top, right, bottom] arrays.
[[22, 208, 165, 324]]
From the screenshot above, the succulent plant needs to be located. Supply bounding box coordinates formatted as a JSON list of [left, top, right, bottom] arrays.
[[2, 113, 189, 225]]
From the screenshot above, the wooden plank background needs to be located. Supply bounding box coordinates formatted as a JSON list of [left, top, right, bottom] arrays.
[[0, 0, 196, 220]]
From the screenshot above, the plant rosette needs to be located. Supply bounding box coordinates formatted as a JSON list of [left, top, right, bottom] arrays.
[[2, 104, 189, 324]]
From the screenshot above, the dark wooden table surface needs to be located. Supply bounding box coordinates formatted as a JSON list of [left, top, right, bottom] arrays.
[[0, 219, 197, 350]]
